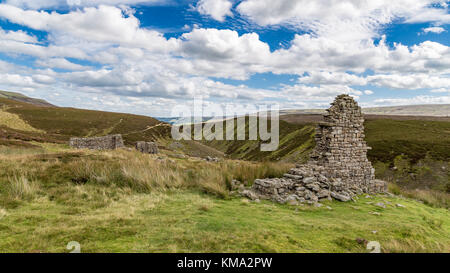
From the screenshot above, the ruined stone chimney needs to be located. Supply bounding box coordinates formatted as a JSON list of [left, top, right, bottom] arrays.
[[309, 94, 375, 191], [240, 94, 386, 204]]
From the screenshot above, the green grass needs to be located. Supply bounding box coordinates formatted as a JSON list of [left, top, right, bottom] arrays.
[[365, 119, 450, 163], [0, 146, 448, 253], [202, 119, 316, 163], [0, 190, 448, 253]]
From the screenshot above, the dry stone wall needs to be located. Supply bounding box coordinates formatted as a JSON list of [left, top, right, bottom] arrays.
[[240, 94, 387, 204], [69, 134, 124, 150]]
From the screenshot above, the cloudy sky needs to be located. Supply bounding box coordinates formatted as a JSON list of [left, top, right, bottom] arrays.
[[0, 0, 449, 116]]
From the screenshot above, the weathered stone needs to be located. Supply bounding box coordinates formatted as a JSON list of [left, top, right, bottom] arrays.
[[135, 141, 159, 154], [241, 190, 258, 200], [331, 192, 351, 202], [70, 134, 124, 150], [283, 174, 303, 180], [303, 177, 315, 184], [317, 190, 330, 199], [374, 202, 386, 208]]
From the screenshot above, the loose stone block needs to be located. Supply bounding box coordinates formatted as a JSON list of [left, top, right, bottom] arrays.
[[135, 141, 159, 154]]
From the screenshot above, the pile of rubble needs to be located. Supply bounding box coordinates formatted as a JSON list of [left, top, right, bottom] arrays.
[[240, 94, 387, 204], [241, 164, 387, 204]]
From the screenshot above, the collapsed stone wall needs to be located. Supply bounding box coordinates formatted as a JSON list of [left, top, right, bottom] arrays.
[[69, 134, 124, 150], [241, 94, 387, 204], [135, 141, 159, 154]]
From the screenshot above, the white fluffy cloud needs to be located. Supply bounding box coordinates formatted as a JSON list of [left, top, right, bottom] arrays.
[[422, 26, 446, 34], [35, 58, 91, 71], [0, 2, 449, 115], [4, 0, 162, 9], [196, 0, 233, 22], [0, 4, 178, 52], [237, 0, 449, 42]]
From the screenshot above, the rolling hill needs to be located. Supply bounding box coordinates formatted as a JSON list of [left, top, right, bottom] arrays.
[[0, 94, 170, 147], [0, 91, 448, 252], [0, 91, 448, 193], [0, 90, 55, 107], [279, 104, 450, 117], [199, 114, 449, 193]]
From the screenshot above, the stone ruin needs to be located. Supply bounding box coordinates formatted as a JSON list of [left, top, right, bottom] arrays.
[[135, 141, 159, 154], [69, 134, 124, 150], [240, 94, 387, 204]]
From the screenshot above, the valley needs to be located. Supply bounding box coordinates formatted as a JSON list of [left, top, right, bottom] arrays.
[[0, 92, 448, 253]]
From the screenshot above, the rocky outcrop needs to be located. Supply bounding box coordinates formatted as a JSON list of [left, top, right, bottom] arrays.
[[135, 141, 159, 154], [69, 134, 124, 150], [241, 94, 387, 204]]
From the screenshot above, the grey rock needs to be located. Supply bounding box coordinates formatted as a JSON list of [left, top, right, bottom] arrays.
[[331, 192, 351, 202], [136, 141, 159, 154], [303, 177, 315, 184]]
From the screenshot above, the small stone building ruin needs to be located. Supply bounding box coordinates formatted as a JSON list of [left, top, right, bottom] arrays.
[[241, 94, 387, 204], [69, 134, 124, 150], [135, 141, 159, 154]]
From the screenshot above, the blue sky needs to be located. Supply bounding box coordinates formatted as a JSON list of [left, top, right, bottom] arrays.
[[0, 0, 449, 116]]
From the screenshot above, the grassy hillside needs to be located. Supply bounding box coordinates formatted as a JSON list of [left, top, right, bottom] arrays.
[[200, 115, 450, 194], [0, 145, 448, 253], [0, 94, 448, 253], [201, 117, 450, 163], [0, 97, 170, 146], [0, 90, 54, 107]]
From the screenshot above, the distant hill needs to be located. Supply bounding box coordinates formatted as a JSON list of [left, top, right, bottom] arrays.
[[0, 95, 170, 147], [0, 90, 55, 107], [280, 104, 450, 117]]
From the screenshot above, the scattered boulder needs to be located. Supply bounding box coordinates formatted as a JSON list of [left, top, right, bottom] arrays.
[[331, 192, 351, 202], [374, 202, 386, 208], [135, 141, 159, 154], [205, 156, 220, 162]]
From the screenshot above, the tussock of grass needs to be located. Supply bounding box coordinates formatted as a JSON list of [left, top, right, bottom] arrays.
[[0, 147, 293, 200], [6, 174, 40, 200], [0, 207, 7, 219], [65, 151, 291, 198]]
